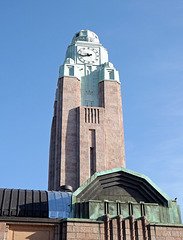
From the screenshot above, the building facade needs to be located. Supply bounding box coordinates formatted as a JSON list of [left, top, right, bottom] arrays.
[[0, 30, 183, 240], [0, 168, 182, 240], [48, 30, 125, 191]]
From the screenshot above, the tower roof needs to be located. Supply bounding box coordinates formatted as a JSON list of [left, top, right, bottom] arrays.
[[71, 30, 100, 44]]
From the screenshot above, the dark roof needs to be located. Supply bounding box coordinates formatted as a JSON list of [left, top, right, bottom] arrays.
[[73, 167, 172, 207], [0, 189, 48, 218]]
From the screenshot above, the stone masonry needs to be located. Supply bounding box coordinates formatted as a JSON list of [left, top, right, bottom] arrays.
[[48, 76, 125, 191], [60, 216, 183, 240], [2, 217, 183, 240]]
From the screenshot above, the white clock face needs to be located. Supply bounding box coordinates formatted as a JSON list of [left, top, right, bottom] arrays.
[[77, 47, 99, 64]]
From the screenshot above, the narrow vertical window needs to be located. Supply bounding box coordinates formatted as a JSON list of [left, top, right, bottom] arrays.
[[91, 109, 93, 123], [94, 109, 96, 123], [109, 70, 114, 79], [69, 66, 74, 76], [85, 108, 87, 123], [88, 108, 90, 123], [97, 109, 100, 124], [89, 129, 96, 176], [90, 147, 94, 176]]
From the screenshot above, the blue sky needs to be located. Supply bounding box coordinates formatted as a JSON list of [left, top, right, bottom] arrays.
[[0, 1, 183, 214]]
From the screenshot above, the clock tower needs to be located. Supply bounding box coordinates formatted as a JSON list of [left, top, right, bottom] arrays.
[[48, 30, 125, 191]]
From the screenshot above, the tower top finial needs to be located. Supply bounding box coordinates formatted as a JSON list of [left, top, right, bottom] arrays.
[[72, 30, 100, 44]]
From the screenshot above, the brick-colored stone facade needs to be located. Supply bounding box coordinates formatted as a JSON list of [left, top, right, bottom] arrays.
[[61, 216, 183, 240], [1, 216, 183, 240], [48, 76, 81, 191], [62, 221, 105, 240], [48, 77, 125, 191], [0, 223, 6, 240], [99, 80, 125, 170], [148, 225, 183, 240]]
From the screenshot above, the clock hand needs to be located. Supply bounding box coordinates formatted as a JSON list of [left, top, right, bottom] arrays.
[[79, 53, 88, 56], [79, 52, 92, 56]]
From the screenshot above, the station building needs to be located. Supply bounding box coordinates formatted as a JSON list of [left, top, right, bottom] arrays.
[[0, 30, 182, 240]]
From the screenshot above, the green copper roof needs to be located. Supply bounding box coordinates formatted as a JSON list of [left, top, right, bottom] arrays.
[[73, 167, 172, 207], [58, 30, 120, 107], [72, 30, 100, 44], [72, 167, 182, 224]]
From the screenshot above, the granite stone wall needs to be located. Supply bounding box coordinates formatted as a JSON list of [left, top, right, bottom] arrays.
[[1, 218, 183, 240], [61, 216, 183, 240], [48, 77, 125, 191], [0, 223, 6, 240], [99, 80, 125, 170]]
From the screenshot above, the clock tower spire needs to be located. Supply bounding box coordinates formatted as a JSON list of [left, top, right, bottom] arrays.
[[48, 30, 125, 191]]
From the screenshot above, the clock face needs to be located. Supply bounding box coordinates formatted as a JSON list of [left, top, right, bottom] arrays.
[[77, 47, 99, 64]]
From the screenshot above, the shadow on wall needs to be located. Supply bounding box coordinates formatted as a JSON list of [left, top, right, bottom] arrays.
[[65, 108, 78, 190], [18, 202, 48, 218], [25, 231, 50, 240]]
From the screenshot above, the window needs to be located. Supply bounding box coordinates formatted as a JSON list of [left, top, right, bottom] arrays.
[[89, 129, 96, 176], [109, 70, 114, 80], [90, 147, 94, 176], [69, 66, 74, 76]]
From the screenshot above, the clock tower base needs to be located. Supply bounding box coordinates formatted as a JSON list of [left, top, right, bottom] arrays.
[[48, 76, 125, 191]]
